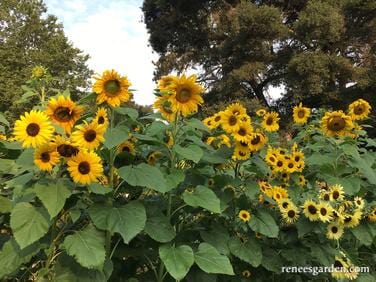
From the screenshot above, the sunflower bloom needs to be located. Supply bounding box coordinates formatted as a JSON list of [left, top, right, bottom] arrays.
[[226, 102, 247, 116], [52, 135, 79, 158], [154, 95, 176, 122], [239, 210, 251, 222], [13, 110, 54, 148], [94, 107, 109, 129], [262, 112, 280, 132], [118, 140, 136, 155], [93, 69, 132, 107], [45, 95, 83, 133], [34, 144, 60, 171], [326, 223, 344, 240], [67, 150, 103, 185], [321, 111, 353, 137], [293, 103, 310, 125], [71, 121, 106, 151], [348, 99, 371, 120], [168, 75, 204, 117]]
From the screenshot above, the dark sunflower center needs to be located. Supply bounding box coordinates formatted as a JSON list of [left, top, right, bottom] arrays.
[[331, 226, 338, 233], [241, 213, 248, 219], [78, 161, 90, 175], [323, 194, 330, 201], [266, 117, 274, 125], [239, 151, 246, 157], [282, 202, 289, 209], [356, 200, 361, 205], [332, 191, 339, 200], [320, 208, 327, 216], [288, 163, 294, 169], [240, 141, 248, 148], [26, 123, 40, 137], [122, 146, 130, 152], [276, 193, 281, 199], [295, 156, 300, 162], [269, 156, 275, 162], [84, 129, 97, 142], [308, 205, 317, 214], [214, 116, 221, 122], [57, 144, 79, 157], [354, 105, 364, 115], [251, 135, 260, 145], [40, 152, 50, 162], [238, 128, 247, 136], [344, 216, 352, 223], [277, 160, 283, 167], [334, 260, 343, 268], [54, 106, 72, 122], [328, 117, 346, 132], [297, 110, 305, 118], [229, 115, 237, 126], [104, 80, 120, 96], [98, 116, 105, 124], [176, 88, 192, 103], [288, 210, 295, 218]]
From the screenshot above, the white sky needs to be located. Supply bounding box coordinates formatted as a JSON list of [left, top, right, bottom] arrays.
[[44, 0, 158, 105]]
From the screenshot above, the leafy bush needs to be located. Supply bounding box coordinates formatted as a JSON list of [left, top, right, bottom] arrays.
[[0, 70, 375, 281]]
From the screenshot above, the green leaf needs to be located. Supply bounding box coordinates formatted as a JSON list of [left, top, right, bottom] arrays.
[[350, 155, 376, 185], [165, 170, 185, 192], [16, 148, 35, 169], [174, 144, 203, 163], [306, 152, 333, 166], [103, 126, 129, 149], [0, 195, 12, 213], [89, 201, 146, 244], [34, 181, 72, 218], [145, 215, 176, 243], [114, 107, 139, 120], [182, 185, 221, 213], [185, 118, 210, 132], [118, 163, 167, 193], [309, 244, 337, 266], [248, 209, 279, 238], [351, 222, 375, 246], [296, 218, 315, 238], [228, 237, 262, 267], [200, 228, 230, 255], [62, 225, 105, 269], [88, 183, 113, 195], [159, 245, 194, 280], [194, 243, 234, 275], [0, 239, 40, 279], [10, 202, 50, 249], [0, 112, 9, 127]]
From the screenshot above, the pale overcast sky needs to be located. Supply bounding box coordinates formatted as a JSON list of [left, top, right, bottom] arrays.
[[44, 0, 158, 105]]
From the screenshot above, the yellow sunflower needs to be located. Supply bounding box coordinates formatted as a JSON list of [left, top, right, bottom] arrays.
[[353, 196, 365, 210], [45, 95, 83, 133], [302, 200, 320, 221], [168, 75, 204, 117], [34, 144, 60, 171], [157, 75, 178, 91], [13, 110, 54, 148], [221, 110, 246, 133], [273, 155, 286, 173], [248, 132, 267, 152], [242, 270, 251, 278], [67, 150, 103, 185], [239, 210, 251, 222], [326, 223, 344, 240], [256, 109, 267, 117], [272, 186, 288, 202], [331, 257, 349, 280], [321, 111, 354, 137], [329, 184, 345, 201], [298, 175, 306, 187], [348, 99, 372, 120], [218, 134, 231, 147], [147, 151, 162, 165], [317, 202, 333, 222], [93, 69, 132, 107], [154, 95, 176, 122], [211, 112, 223, 128], [0, 134, 7, 141], [232, 122, 253, 143], [367, 207, 376, 222], [226, 102, 247, 116], [282, 206, 300, 224], [262, 112, 280, 132], [94, 107, 109, 129], [265, 148, 278, 166], [293, 103, 310, 125], [202, 116, 216, 130], [342, 210, 362, 228], [71, 121, 106, 151], [232, 146, 251, 161], [52, 135, 79, 158], [278, 198, 293, 212], [118, 141, 136, 155]]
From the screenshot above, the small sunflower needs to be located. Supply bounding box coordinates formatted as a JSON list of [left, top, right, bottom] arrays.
[[329, 184, 345, 201], [367, 207, 376, 222], [272, 186, 288, 202], [232, 146, 251, 161], [248, 132, 267, 152], [282, 206, 300, 223], [52, 135, 79, 158], [221, 110, 246, 133], [71, 121, 106, 151], [93, 69, 132, 107], [218, 134, 231, 147], [45, 95, 83, 133], [353, 196, 365, 210], [302, 200, 320, 221], [319, 190, 332, 202], [34, 144, 60, 171], [256, 109, 267, 117], [211, 112, 224, 128], [317, 202, 333, 222], [13, 110, 54, 148], [265, 149, 278, 166], [67, 150, 103, 185], [262, 112, 280, 132], [331, 258, 348, 280], [278, 198, 293, 212], [118, 141, 136, 155], [321, 111, 353, 137], [298, 175, 306, 187], [154, 95, 176, 122], [158, 75, 178, 90], [168, 75, 204, 117], [202, 116, 216, 130], [226, 102, 247, 116], [326, 223, 344, 240], [94, 107, 109, 129], [284, 159, 296, 174], [342, 210, 362, 228], [293, 103, 310, 125], [232, 122, 253, 143], [0, 134, 7, 141], [239, 210, 251, 222], [348, 99, 372, 120], [273, 156, 286, 173], [147, 151, 162, 165], [242, 270, 251, 278], [207, 178, 215, 188]]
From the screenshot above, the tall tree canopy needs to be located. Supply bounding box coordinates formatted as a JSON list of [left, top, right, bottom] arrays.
[[0, 0, 92, 120], [142, 0, 376, 115]]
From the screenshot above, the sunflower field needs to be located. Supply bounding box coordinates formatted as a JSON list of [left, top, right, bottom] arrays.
[[0, 68, 375, 281]]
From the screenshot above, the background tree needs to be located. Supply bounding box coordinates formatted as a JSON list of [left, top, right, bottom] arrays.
[[0, 0, 92, 121], [142, 0, 375, 118]]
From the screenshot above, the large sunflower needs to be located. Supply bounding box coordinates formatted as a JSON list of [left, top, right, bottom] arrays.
[[321, 111, 353, 137], [293, 103, 310, 125], [282, 206, 300, 224], [262, 112, 280, 132], [348, 99, 371, 120], [13, 110, 54, 148], [154, 95, 176, 122], [94, 107, 109, 129], [67, 150, 103, 185], [232, 122, 253, 142], [34, 144, 60, 171], [168, 75, 204, 117], [93, 69, 132, 107], [71, 121, 106, 151], [302, 200, 320, 221], [52, 135, 79, 158], [46, 95, 83, 133], [221, 110, 247, 133]]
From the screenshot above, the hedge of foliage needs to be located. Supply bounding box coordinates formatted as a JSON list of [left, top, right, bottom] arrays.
[[0, 68, 375, 281]]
